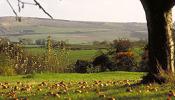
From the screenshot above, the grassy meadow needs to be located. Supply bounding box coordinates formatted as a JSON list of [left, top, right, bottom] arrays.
[[24, 47, 99, 62], [0, 72, 174, 100], [23, 46, 142, 64]]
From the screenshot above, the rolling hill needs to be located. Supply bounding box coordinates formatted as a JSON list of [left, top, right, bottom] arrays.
[[0, 16, 148, 44]]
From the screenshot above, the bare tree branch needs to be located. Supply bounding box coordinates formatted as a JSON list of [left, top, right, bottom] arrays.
[[6, 0, 53, 21], [18, 0, 21, 12], [33, 0, 53, 19], [18, 0, 36, 6], [6, 0, 18, 19]]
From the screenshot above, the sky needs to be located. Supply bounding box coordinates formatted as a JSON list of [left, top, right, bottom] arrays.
[[0, 0, 175, 22]]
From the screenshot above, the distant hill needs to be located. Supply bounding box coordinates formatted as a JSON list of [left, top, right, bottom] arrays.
[[0, 16, 148, 43]]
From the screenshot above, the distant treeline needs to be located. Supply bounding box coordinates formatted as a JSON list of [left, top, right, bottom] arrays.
[[18, 37, 147, 50]]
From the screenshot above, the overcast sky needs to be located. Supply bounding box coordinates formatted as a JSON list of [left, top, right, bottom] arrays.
[[0, 0, 175, 22]]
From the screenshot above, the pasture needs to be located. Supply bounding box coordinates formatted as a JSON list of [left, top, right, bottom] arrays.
[[0, 72, 173, 100], [24, 48, 99, 62], [23, 47, 143, 67]]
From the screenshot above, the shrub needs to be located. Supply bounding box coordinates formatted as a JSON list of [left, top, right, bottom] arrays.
[[0, 53, 16, 76], [93, 54, 117, 71], [0, 36, 71, 74], [35, 39, 46, 45], [115, 54, 136, 71], [75, 60, 94, 73], [112, 39, 132, 52], [19, 38, 33, 45], [112, 39, 137, 71], [0, 66, 16, 76]]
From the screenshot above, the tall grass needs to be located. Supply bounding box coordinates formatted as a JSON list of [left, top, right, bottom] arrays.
[[0, 36, 72, 75]]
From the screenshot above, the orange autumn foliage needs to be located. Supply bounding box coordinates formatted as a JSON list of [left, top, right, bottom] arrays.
[[116, 51, 134, 58]]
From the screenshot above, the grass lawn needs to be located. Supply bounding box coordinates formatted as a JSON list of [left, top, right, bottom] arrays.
[[0, 71, 174, 100]]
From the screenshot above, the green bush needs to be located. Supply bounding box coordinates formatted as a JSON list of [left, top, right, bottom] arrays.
[[112, 39, 137, 71], [0, 54, 16, 76], [93, 54, 117, 71], [112, 39, 132, 52], [74, 60, 100, 73]]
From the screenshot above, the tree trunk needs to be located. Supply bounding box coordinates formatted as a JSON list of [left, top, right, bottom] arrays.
[[140, 0, 175, 82]]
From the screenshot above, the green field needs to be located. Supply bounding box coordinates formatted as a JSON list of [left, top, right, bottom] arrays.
[[24, 48, 99, 62], [0, 72, 174, 100], [24, 47, 142, 63]]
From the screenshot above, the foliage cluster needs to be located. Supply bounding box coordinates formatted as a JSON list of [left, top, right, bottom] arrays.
[[0, 37, 70, 75], [74, 39, 146, 73]]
